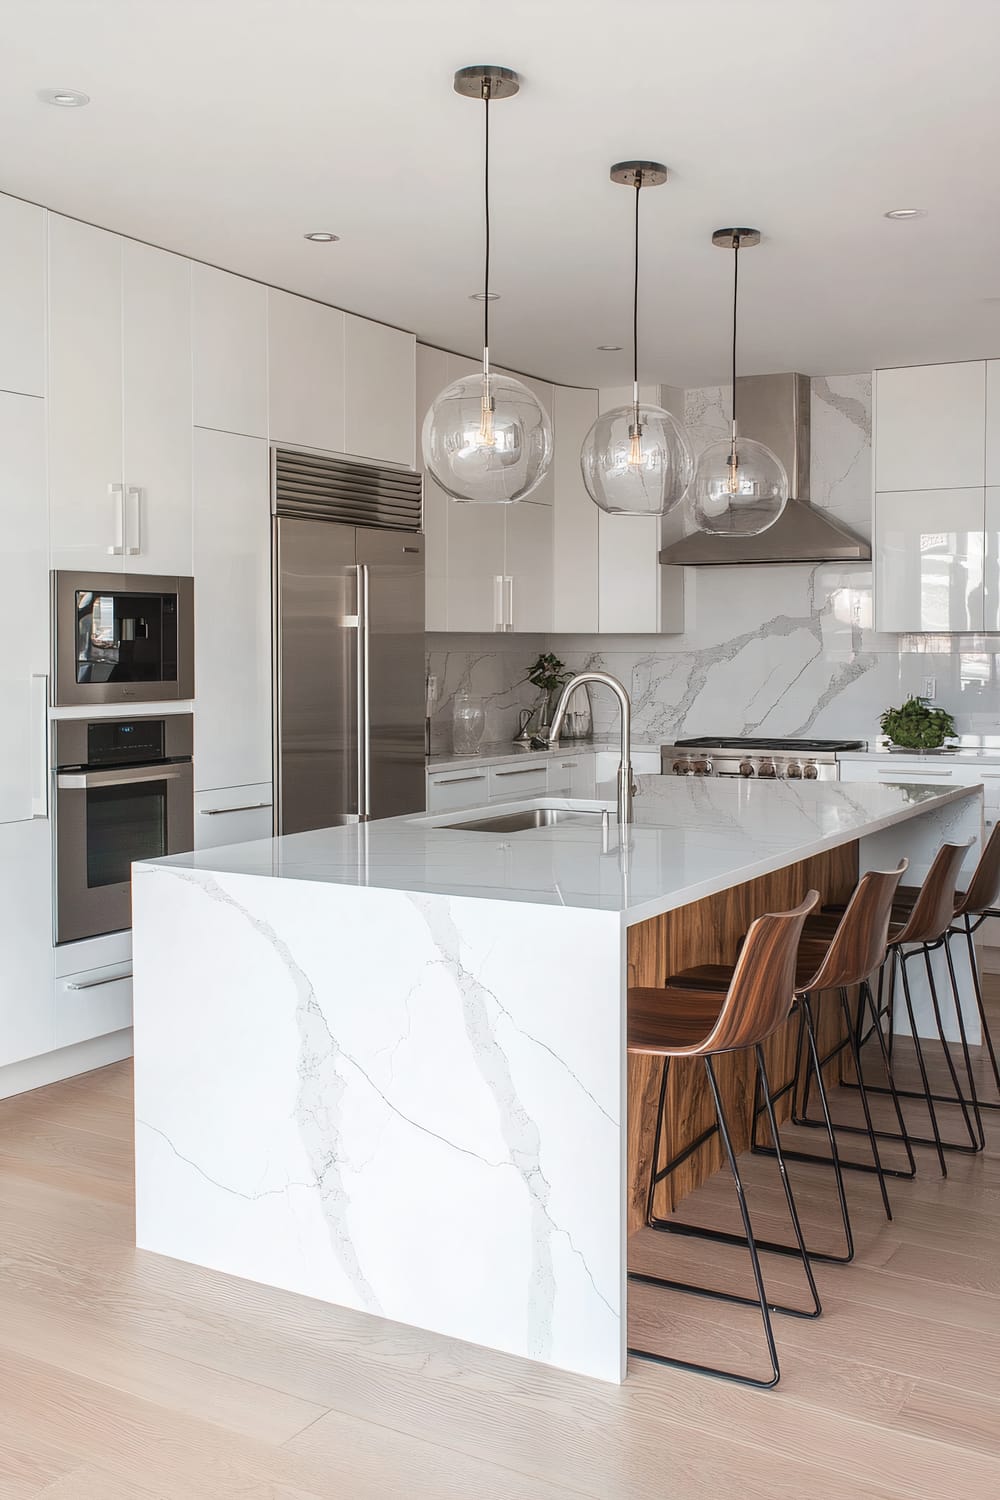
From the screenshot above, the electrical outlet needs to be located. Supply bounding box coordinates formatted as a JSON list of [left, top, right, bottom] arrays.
[[922, 676, 936, 700]]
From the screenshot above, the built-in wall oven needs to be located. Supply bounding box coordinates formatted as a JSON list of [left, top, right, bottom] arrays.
[[53, 715, 194, 944], [51, 571, 195, 707]]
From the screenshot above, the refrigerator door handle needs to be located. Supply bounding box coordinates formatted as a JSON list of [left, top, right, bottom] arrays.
[[357, 561, 371, 819]]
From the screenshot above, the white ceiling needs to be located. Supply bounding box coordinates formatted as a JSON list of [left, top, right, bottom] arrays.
[[2, 0, 1000, 388]]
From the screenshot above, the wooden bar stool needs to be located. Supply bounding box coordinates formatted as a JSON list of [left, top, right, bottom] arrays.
[[660, 862, 911, 1264], [818, 840, 982, 1176], [628, 891, 820, 1389]]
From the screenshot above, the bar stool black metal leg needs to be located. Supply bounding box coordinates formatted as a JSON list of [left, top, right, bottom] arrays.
[[941, 937, 985, 1148], [959, 915, 1000, 1106], [754, 1045, 822, 1315], [837, 986, 894, 1219], [898, 949, 949, 1176], [859, 976, 917, 1178], [628, 1055, 783, 1388]]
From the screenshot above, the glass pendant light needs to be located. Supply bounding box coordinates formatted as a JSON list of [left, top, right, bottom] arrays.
[[580, 161, 693, 516], [689, 229, 789, 536], [421, 66, 552, 504]]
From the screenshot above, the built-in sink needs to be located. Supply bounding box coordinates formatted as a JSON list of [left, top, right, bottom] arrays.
[[439, 806, 606, 834]]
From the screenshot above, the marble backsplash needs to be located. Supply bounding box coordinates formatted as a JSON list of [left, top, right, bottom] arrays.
[[428, 374, 1000, 752]]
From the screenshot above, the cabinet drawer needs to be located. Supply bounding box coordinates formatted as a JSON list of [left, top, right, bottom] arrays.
[[195, 784, 273, 849], [427, 768, 490, 812], [54, 965, 132, 1050], [488, 761, 550, 801]]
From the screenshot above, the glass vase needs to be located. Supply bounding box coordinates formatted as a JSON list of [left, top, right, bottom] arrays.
[[452, 693, 486, 756]]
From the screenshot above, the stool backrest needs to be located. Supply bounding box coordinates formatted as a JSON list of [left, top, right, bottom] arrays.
[[893, 839, 975, 945], [698, 891, 819, 1055], [797, 860, 908, 994], [955, 822, 1000, 919]]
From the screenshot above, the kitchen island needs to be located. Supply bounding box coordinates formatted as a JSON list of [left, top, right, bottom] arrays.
[[132, 776, 981, 1383]]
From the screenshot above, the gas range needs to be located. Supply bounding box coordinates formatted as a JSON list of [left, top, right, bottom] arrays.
[[659, 737, 866, 782]]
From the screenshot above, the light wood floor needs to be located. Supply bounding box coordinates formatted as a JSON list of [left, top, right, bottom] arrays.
[[1, 995, 999, 1497]]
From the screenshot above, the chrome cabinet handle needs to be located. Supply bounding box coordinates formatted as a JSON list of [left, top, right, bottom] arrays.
[[431, 773, 486, 785], [31, 674, 48, 818], [357, 562, 370, 819], [494, 766, 547, 777], [57, 764, 190, 790], [66, 971, 132, 991], [493, 575, 504, 633], [125, 485, 142, 555], [200, 802, 273, 815], [108, 482, 125, 555], [877, 768, 953, 777], [503, 575, 514, 632]]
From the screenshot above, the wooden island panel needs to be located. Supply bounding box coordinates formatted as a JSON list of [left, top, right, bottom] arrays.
[[626, 841, 859, 1233]]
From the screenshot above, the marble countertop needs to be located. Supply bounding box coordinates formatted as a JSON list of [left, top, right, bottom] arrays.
[[426, 738, 663, 772], [147, 776, 979, 927]]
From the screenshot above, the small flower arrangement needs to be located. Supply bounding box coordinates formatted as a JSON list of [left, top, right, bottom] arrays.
[[525, 652, 572, 696]]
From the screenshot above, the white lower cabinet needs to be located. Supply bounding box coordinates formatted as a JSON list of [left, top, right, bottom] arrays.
[[488, 759, 551, 801], [0, 819, 54, 1068], [195, 784, 274, 849], [838, 757, 984, 884], [53, 965, 133, 1051], [426, 767, 490, 813]]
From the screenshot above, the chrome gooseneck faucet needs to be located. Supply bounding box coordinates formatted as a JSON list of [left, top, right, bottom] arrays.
[[547, 671, 636, 827]]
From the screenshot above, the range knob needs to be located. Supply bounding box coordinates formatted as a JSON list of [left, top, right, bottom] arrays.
[[672, 756, 691, 775], [739, 758, 755, 778], [803, 758, 818, 780], [784, 758, 802, 780], [758, 756, 777, 779], [692, 757, 712, 776]]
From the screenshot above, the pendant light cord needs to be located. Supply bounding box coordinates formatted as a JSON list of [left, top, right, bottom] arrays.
[[730, 231, 740, 446], [482, 87, 491, 374], [632, 175, 641, 427]]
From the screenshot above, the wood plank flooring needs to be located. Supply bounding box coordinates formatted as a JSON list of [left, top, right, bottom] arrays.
[[0, 992, 998, 1497]]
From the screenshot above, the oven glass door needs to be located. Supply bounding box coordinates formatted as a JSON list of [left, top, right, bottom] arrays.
[[55, 762, 194, 944], [75, 588, 177, 687]]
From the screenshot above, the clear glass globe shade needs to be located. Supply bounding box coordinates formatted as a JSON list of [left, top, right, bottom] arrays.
[[579, 403, 694, 516], [689, 437, 789, 536], [421, 372, 553, 504]]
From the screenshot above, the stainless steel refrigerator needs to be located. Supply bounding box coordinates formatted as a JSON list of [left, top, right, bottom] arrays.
[[274, 518, 426, 834]]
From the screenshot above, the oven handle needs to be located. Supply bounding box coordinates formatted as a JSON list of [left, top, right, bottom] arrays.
[[56, 763, 192, 790]]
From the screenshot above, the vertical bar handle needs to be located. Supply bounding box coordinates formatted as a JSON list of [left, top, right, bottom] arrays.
[[30, 674, 48, 818], [357, 562, 370, 819], [125, 485, 142, 555], [493, 575, 504, 632], [107, 482, 125, 555], [504, 575, 514, 631]]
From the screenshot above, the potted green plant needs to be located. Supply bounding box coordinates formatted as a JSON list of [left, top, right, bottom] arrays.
[[880, 696, 957, 751], [518, 652, 572, 740]]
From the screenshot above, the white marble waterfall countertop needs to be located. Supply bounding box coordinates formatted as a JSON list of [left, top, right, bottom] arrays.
[[150, 777, 979, 927]]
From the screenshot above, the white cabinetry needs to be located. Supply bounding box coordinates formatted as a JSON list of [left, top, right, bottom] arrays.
[[192, 428, 271, 791], [874, 363, 986, 492], [553, 386, 599, 632], [874, 487, 985, 632], [344, 314, 415, 467], [0, 393, 47, 825], [0, 819, 54, 1067], [0, 194, 45, 397], [121, 239, 192, 574], [48, 217, 192, 573], [488, 759, 551, 800], [416, 345, 449, 629], [195, 784, 273, 849], [426, 767, 491, 812], [192, 263, 267, 437], [267, 289, 345, 454]]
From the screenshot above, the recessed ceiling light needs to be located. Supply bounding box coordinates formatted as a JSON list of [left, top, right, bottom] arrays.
[[304, 231, 339, 242], [469, 291, 500, 301], [596, 344, 623, 351], [883, 208, 927, 220], [38, 88, 90, 107]]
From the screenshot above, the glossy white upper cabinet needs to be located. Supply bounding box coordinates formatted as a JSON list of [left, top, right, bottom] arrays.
[[874, 362, 986, 492], [505, 497, 553, 631], [446, 498, 507, 632], [121, 240, 192, 575], [267, 289, 345, 454], [0, 195, 45, 397], [874, 487, 985, 632], [48, 215, 125, 570], [984, 487, 1000, 633], [552, 385, 599, 633], [344, 315, 415, 467], [192, 264, 267, 437], [192, 428, 272, 792], [986, 362, 1000, 487], [0, 393, 47, 825], [416, 344, 449, 630]]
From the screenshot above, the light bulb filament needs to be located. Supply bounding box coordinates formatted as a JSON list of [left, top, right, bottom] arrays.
[[627, 422, 643, 467], [727, 440, 739, 494], [479, 386, 496, 447]]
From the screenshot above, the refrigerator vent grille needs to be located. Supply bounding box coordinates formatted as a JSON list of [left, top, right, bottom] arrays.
[[273, 448, 422, 531]]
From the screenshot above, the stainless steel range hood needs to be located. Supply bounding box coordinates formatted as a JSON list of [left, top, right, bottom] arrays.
[[659, 372, 871, 566]]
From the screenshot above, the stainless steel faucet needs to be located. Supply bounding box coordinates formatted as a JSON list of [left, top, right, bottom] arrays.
[[547, 671, 636, 826]]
